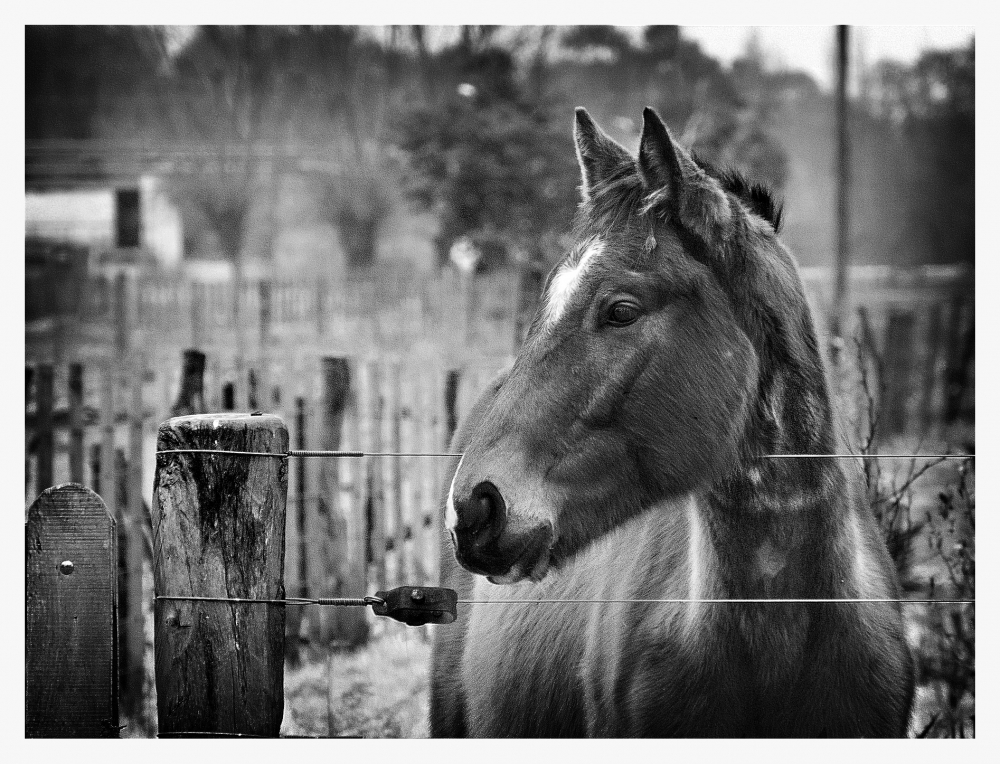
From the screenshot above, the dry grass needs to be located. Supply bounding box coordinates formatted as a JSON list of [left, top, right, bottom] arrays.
[[281, 622, 433, 738]]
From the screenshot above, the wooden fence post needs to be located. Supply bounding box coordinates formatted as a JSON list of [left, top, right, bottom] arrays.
[[222, 382, 236, 411], [314, 357, 368, 646], [172, 349, 207, 417], [152, 413, 289, 737], [26, 484, 119, 737], [113, 273, 130, 359], [89, 443, 103, 496], [386, 362, 403, 587], [68, 363, 85, 483], [421, 366, 443, 586], [444, 369, 461, 447], [281, 388, 303, 666], [34, 364, 54, 497], [120, 369, 147, 721], [401, 366, 420, 585], [25, 366, 34, 498], [295, 395, 308, 596], [100, 362, 118, 525], [368, 364, 387, 591], [348, 366, 371, 612]]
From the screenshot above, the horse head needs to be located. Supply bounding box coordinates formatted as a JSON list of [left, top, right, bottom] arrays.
[[446, 107, 832, 585]]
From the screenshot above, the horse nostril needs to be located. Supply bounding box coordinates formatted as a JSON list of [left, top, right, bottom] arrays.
[[458, 481, 507, 541]]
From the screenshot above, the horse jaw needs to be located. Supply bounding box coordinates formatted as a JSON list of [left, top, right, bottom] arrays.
[[487, 550, 553, 585]]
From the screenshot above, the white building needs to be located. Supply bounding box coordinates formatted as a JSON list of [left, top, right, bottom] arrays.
[[25, 175, 184, 271]]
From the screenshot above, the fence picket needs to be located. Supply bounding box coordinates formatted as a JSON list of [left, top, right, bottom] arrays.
[[100, 362, 117, 519], [386, 361, 404, 587], [26, 366, 35, 499], [360, 361, 386, 591], [347, 362, 370, 610], [121, 361, 147, 720], [26, 484, 119, 738], [68, 363, 85, 483], [35, 364, 54, 498]]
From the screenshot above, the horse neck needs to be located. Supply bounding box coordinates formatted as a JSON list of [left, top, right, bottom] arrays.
[[697, 361, 856, 599]]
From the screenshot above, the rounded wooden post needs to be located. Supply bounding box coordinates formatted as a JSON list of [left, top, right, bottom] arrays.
[[26, 484, 119, 737], [152, 413, 288, 737]]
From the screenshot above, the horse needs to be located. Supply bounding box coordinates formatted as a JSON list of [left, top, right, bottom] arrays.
[[430, 107, 914, 737]]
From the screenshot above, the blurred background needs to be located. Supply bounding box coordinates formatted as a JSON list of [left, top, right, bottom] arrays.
[[24, 25, 974, 738]]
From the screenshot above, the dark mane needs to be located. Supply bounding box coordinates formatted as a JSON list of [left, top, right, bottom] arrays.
[[580, 155, 784, 236], [694, 156, 784, 233]]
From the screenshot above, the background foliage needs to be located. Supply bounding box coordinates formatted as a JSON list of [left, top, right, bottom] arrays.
[[26, 25, 974, 274]]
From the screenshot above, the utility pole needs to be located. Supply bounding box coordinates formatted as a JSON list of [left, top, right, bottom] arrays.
[[830, 24, 851, 367]]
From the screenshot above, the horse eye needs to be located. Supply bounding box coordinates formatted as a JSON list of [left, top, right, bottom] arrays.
[[607, 301, 640, 326]]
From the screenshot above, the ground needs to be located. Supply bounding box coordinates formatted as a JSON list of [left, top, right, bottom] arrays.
[[282, 623, 432, 738]]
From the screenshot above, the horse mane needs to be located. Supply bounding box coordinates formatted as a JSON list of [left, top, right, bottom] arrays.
[[579, 155, 784, 234], [693, 156, 784, 233]]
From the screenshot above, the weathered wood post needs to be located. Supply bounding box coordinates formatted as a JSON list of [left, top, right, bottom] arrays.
[[25, 366, 34, 497], [369, 364, 387, 590], [152, 413, 288, 737], [68, 363, 85, 483], [444, 369, 461, 445], [121, 369, 147, 721], [26, 484, 119, 737], [313, 357, 368, 646], [34, 363, 54, 497], [291, 395, 308, 651], [113, 273, 130, 360], [171, 349, 207, 417], [386, 361, 403, 587]]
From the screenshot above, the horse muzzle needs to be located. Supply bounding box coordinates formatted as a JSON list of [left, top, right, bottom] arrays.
[[450, 480, 554, 584]]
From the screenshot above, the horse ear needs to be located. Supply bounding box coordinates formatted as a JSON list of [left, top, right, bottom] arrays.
[[574, 107, 632, 202], [638, 107, 730, 237]]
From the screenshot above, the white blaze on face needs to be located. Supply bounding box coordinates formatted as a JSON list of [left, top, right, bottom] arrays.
[[542, 238, 604, 329], [444, 455, 465, 532]]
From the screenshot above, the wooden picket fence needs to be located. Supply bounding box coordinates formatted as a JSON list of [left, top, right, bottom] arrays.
[[24, 347, 508, 692], [25, 359, 149, 723], [27, 263, 522, 368]]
